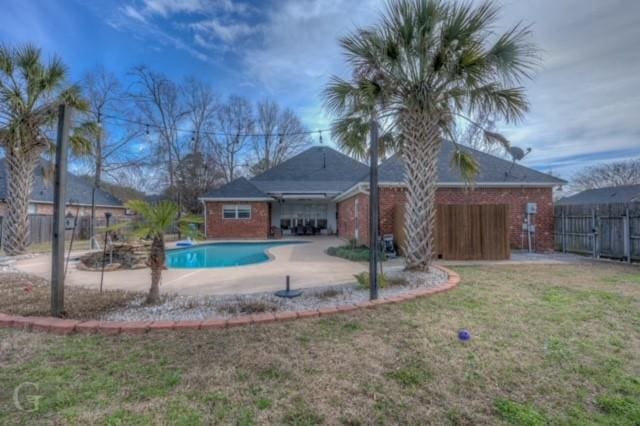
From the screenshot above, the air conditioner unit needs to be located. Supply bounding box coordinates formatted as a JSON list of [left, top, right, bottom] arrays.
[[526, 202, 537, 214]]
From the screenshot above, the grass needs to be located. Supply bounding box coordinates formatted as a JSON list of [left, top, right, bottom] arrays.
[[0, 262, 639, 424]]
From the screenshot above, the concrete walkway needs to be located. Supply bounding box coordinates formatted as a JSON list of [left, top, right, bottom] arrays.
[[14, 237, 369, 296]]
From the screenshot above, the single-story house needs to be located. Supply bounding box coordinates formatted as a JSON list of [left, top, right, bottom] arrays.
[[557, 184, 640, 205], [199, 141, 566, 253], [0, 158, 126, 218]]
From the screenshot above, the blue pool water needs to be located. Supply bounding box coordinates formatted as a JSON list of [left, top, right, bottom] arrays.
[[166, 241, 305, 268]]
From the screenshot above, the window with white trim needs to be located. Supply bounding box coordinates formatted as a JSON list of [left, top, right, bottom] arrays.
[[223, 204, 251, 219]]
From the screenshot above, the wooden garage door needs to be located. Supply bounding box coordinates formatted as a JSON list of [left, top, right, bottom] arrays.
[[435, 204, 510, 260]]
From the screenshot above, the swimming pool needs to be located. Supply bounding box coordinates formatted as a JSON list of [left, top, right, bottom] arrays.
[[166, 241, 305, 268]]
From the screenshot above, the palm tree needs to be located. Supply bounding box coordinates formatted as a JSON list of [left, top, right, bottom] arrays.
[[0, 44, 90, 255], [126, 200, 201, 304], [325, 0, 538, 271]]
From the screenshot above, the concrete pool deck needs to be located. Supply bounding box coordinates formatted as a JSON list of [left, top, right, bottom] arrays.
[[13, 237, 376, 296]]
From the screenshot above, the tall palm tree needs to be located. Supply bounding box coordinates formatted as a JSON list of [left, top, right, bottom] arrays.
[[325, 0, 537, 271], [0, 44, 89, 255], [126, 200, 201, 304]]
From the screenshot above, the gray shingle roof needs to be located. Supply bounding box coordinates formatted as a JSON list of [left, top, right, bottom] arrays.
[[251, 146, 369, 193], [377, 140, 566, 185], [200, 143, 564, 201], [0, 158, 123, 207], [556, 185, 640, 205], [202, 177, 270, 199]]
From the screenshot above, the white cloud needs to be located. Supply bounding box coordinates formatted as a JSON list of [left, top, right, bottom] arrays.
[[191, 18, 255, 43], [121, 5, 147, 23], [142, 0, 249, 17], [142, 0, 206, 16]]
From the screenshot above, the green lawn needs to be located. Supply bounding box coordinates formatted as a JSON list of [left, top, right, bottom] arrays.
[[1, 262, 639, 425]]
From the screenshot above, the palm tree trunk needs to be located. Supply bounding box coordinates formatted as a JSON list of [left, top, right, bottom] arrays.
[[400, 109, 442, 272], [3, 151, 38, 255], [146, 235, 165, 304]]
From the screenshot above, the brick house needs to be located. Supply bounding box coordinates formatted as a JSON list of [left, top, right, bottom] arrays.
[[199, 142, 565, 253], [0, 158, 126, 219]]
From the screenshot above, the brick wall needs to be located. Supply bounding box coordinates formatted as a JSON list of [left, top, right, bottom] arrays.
[[205, 202, 270, 239], [338, 186, 555, 252]]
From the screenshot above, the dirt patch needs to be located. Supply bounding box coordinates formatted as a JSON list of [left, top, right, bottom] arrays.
[[0, 272, 141, 320]]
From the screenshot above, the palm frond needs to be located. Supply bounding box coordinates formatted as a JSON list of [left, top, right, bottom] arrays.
[[483, 130, 510, 150], [450, 148, 479, 184]]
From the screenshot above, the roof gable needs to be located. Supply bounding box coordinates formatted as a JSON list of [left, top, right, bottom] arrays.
[[251, 146, 369, 187], [202, 177, 270, 199], [0, 158, 123, 206]]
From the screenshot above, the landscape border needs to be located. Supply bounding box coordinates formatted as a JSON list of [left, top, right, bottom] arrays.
[[0, 265, 460, 335]]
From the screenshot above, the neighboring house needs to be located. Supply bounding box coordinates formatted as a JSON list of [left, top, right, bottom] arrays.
[[0, 158, 126, 218], [557, 185, 640, 205], [199, 142, 566, 252]]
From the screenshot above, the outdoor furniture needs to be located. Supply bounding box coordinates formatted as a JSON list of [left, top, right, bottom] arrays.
[[270, 226, 283, 239], [296, 225, 305, 236], [305, 224, 314, 235], [383, 234, 396, 256]]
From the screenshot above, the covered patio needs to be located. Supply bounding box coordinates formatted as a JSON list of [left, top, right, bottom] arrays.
[[270, 197, 338, 236]]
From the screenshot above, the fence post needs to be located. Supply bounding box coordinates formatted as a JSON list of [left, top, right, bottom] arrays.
[[591, 208, 599, 259], [623, 207, 631, 263], [561, 208, 566, 253]]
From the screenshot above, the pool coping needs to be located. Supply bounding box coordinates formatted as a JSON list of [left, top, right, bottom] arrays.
[[0, 265, 460, 335]]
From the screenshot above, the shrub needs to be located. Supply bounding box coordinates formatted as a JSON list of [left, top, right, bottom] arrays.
[[326, 244, 386, 262], [354, 272, 389, 290]]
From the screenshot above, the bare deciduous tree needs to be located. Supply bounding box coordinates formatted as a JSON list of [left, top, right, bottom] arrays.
[[81, 67, 142, 243], [174, 152, 225, 213], [129, 66, 187, 193], [251, 99, 311, 175], [214, 95, 254, 183], [572, 159, 640, 191]]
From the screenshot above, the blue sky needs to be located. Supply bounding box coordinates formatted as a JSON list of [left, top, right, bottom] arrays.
[[2, 0, 639, 182]]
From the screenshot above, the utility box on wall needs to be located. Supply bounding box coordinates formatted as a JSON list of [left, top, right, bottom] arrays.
[[526, 202, 538, 214]]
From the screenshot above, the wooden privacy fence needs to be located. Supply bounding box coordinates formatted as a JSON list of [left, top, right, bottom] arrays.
[[393, 203, 510, 260], [0, 215, 128, 247], [554, 202, 640, 262]]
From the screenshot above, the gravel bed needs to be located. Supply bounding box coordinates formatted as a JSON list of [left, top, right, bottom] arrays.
[[100, 266, 449, 321]]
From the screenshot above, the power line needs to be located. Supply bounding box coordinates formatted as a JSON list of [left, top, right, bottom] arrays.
[[99, 112, 330, 139]]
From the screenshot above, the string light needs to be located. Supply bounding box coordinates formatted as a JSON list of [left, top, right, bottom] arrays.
[[99, 112, 329, 139]]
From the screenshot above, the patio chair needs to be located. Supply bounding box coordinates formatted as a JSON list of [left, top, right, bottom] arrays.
[[305, 224, 314, 235], [270, 226, 282, 239], [296, 224, 305, 236], [383, 234, 397, 257]]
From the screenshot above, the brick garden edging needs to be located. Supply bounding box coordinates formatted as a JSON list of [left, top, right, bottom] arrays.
[[0, 265, 460, 335]]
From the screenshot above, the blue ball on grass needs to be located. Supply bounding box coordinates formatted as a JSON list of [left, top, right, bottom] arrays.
[[458, 329, 472, 341]]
